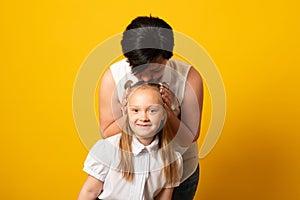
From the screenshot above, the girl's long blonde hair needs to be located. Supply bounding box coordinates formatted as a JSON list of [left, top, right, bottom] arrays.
[[118, 82, 180, 185]]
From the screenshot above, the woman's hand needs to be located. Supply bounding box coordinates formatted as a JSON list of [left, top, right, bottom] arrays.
[[159, 82, 180, 117]]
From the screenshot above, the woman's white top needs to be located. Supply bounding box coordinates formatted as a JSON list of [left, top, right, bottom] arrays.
[[84, 134, 183, 200], [109, 58, 199, 182]]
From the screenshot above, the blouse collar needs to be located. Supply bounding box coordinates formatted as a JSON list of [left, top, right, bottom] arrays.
[[132, 135, 159, 156]]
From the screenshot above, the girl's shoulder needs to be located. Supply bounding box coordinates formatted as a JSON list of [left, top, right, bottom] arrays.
[[89, 134, 122, 162], [105, 133, 122, 144]]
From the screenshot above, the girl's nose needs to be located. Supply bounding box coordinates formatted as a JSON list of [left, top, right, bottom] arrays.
[[139, 111, 150, 121]]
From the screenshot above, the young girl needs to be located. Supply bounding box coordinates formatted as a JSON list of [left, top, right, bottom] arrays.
[[78, 82, 183, 200]]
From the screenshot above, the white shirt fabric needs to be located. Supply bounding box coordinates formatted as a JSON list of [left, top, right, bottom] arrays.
[[109, 58, 199, 182], [83, 134, 183, 200]]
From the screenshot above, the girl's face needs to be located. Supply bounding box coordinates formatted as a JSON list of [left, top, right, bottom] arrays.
[[127, 86, 165, 146]]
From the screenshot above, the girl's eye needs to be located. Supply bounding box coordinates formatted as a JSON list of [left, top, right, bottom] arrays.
[[130, 108, 139, 113], [149, 109, 158, 113], [149, 107, 161, 114]]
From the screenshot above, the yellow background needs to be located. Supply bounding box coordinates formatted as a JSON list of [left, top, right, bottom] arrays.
[[1, 0, 299, 199]]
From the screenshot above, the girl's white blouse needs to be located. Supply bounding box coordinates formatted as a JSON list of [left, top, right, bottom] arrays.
[[83, 134, 183, 200]]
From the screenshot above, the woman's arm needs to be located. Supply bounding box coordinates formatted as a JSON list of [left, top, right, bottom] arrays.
[[154, 188, 174, 200], [181, 66, 203, 141], [77, 175, 103, 200], [99, 69, 125, 138], [162, 67, 203, 146]]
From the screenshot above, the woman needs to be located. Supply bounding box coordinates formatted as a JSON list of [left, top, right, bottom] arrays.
[[99, 16, 203, 199]]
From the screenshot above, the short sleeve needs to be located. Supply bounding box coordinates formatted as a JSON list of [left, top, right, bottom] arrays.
[[83, 140, 112, 182]]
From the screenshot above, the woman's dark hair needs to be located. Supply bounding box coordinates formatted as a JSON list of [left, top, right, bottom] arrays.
[[121, 16, 174, 70]]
